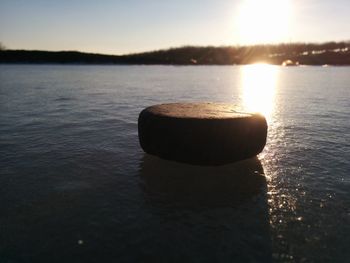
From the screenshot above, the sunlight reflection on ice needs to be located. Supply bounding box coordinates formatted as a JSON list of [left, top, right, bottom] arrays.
[[240, 63, 279, 120]]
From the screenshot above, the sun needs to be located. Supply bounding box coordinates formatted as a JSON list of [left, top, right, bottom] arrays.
[[235, 0, 292, 45]]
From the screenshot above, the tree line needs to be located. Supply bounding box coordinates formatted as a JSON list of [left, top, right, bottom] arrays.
[[1, 41, 350, 65]]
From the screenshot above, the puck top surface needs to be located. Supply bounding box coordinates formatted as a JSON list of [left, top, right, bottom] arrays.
[[145, 103, 252, 119]]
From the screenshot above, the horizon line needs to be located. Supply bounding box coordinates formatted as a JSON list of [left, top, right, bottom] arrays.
[[1, 39, 350, 57]]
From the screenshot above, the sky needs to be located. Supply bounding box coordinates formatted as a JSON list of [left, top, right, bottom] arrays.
[[0, 0, 349, 55]]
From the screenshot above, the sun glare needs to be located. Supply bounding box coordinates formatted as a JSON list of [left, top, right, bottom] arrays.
[[240, 63, 279, 119], [236, 0, 292, 44]]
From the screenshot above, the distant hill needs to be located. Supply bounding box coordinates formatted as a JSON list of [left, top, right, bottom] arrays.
[[1, 42, 350, 65]]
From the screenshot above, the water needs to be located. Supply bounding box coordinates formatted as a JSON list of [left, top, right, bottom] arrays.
[[0, 65, 349, 262]]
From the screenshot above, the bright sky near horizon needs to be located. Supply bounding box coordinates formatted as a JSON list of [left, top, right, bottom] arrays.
[[0, 0, 349, 55]]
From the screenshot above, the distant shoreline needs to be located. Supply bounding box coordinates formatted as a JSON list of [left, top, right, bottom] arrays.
[[1, 63, 349, 67], [1, 42, 350, 65]]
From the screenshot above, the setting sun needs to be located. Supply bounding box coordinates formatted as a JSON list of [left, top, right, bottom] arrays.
[[236, 0, 292, 44]]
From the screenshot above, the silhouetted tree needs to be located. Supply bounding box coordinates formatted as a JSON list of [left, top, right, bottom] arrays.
[[0, 42, 5, 50]]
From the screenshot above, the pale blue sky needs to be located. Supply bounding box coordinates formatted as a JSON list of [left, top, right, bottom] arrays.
[[0, 0, 349, 54]]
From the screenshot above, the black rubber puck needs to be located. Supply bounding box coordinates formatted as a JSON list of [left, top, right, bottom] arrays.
[[138, 103, 267, 165]]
